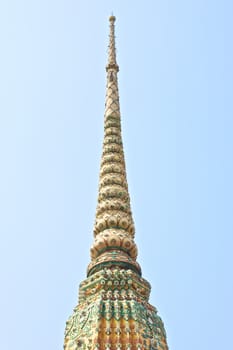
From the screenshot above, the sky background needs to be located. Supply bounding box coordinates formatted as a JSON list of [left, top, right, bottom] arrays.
[[0, 0, 233, 349]]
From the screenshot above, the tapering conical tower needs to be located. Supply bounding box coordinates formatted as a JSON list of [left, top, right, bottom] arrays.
[[64, 16, 169, 350]]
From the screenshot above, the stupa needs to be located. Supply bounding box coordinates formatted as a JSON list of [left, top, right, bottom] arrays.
[[64, 16, 169, 350]]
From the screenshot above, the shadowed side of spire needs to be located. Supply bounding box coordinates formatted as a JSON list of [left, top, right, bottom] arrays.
[[88, 16, 140, 277]]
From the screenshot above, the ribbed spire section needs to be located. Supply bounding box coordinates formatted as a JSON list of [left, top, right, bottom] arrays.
[[88, 16, 140, 277]]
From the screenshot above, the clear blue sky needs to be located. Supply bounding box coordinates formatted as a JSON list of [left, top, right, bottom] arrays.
[[0, 1, 232, 349]]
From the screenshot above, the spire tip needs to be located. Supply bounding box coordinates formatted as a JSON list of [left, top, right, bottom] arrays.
[[109, 15, 116, 23]]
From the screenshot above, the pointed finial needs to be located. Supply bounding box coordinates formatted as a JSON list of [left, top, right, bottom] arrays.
[[106, 14, 119, 72]]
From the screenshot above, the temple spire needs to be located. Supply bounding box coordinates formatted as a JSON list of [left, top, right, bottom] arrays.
[[88, 16, 141, 277], [64, 17, 169, 350]]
